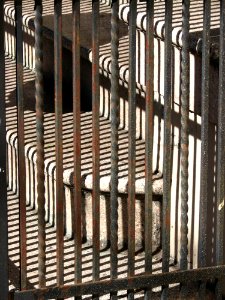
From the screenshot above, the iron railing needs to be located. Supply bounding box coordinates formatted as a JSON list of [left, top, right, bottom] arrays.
[[0, 0, 224, 299]]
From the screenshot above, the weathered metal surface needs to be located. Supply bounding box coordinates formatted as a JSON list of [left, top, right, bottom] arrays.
[[54, 0, 64, 288], [35, 0, 46, 289], [180, 1, 190, 297], [198, 0, 211, 297], [216, 0, 225, 297], [216, 0, 225, 266], [162, 0, 173, 298], [92, 0, 100, 294], [0, 0, 8, 298], [13, 265, 225, 299], [110, 1, 119, 299], [145, 0, 154, 298], [180, 0, 190, 271], [128, 0, 137, 299], [15, 0, 27, 290], [72, 0, 82, 288], [199, 0, 211, 269]]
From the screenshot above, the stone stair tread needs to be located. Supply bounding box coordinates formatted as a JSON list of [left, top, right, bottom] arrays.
[[5, 55, 163, 195], [8, 187, 174, 298], [4, 0, 132, 81], [118, 0, 220, 47], [8, 185, 214, 298], [4, 0, 220, 89]]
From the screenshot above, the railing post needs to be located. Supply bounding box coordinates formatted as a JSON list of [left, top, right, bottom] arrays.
[[72, 0, 82, 293], [15, 0, 27, 290], [198, 0, 211, 297], [145, 0, 154, 298], [162, 0, 173, 297], [128, 0, 137, 298], [216, 0, 225, 297], [110, 0, 119, 299], [54, 0, 64, 289], [35, 0, 46, 290]]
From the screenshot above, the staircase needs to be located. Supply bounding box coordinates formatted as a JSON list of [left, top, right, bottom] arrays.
[[4, 0, 221, 296]]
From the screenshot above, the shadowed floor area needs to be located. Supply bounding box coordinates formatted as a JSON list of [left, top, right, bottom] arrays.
[[8, 188, 217, 299], [7, 188, 170, 300]]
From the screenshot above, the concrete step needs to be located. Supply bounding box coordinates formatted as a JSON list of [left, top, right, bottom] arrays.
[[8, 187, 181, 299], [5, 55, 162, 252]]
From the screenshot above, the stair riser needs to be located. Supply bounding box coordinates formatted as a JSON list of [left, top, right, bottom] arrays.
[[6, 122, 162, 252], [40, 173, 162, 252]]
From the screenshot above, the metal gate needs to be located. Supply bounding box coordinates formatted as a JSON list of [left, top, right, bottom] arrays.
[[0, 0, 225, 299]]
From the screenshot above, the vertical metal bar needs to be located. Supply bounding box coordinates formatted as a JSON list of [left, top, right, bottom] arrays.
[[15, 0, 27, 290], [199, 0, 211, 269], [180, 0, 190, 272], [144, 0, 154, 299], [179, 1, 190, 297], [110, 0, 119, 299], [54, 0, 64, 287], [92, 0, 100, 293], [198, 0, 210, 297], [72, 0, 82, 287], [162, 0, 172, 297], [128, 0, 137, 299], [216, 0, 225, 297], [35, 0, 46, 288], [0, 1, 8, 298]]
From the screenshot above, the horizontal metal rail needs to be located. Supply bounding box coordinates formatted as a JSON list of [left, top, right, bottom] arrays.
[[13, 265, 225, 299]]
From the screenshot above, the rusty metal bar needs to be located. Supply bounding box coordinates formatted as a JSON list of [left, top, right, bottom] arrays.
[[35, 0, 46, 288], [128, 0, 137, 298], [179, 1, 190, 297], [13, 265, 225, 299], [199, 0, 211, 269], [162, 0, 173, 297], [54, 0, 64, 287], [216, 0, 225, 266], [72, 0, 82, 286], [198, 0, 211, 297], [92, 0, 100, 291], [180, 0, 190, 271], [145, 0, 154, 298], [216, 0, 225, 297], [110, 0, 119, 298], [15, 0, 27, 290], [0, 1, 8, 298]]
